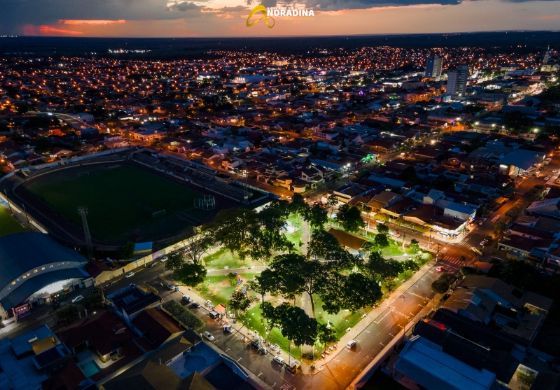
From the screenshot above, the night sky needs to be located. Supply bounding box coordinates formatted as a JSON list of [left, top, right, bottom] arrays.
[[1, 0, 559, 37]]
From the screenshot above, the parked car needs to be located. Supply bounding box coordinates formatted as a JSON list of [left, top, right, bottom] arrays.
[[160, 256, 169, 263], [251, 339, 268, 355], [285, 360, 300, 373], [125, 271, 135, 278], [435, 266, 444, 272], [223, 325, 233, 334], [209, 311, 220, 319], [202, 331, 215, 341], [189, 302, 200, 309], [347, 340, 357, 350], [181, 295, 191, 305], [71, 295, 84, 304], [272, 355, 285, 366]]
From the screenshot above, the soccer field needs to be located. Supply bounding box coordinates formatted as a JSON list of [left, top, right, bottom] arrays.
[[23, 164, 221, 243], [0, 206, 25, 237]]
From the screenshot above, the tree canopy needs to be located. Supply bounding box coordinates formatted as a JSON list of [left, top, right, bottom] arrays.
[[261, 302, 318, 346], [336, 204, 365, 232], [229, 289, 251, 317]]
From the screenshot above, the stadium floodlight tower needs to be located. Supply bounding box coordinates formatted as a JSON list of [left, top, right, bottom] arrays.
[[78, 207, 93, 259]]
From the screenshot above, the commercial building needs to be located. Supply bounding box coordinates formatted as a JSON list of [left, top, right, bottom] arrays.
[[0, 232, 89, 320], [394, 335, 497, 390], [447, 65, 469, 96], [425, 55, 443, 79]]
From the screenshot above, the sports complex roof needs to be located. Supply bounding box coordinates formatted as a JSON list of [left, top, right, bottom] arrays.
[[0, 232, 88, 309]]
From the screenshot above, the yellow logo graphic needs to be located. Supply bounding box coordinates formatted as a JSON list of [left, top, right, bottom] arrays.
[[246, 4, 275, 28]]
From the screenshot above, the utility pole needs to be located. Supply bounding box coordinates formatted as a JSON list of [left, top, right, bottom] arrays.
[[78, 207, 93, 259]]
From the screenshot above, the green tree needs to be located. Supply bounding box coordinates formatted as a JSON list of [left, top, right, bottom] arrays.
[[269, 254, 324, 316], [210, 206, 292, 261], [173, 262, 207, 287], [326, 194, 338, 215], [374, 233, 389, 248], [308, 229, 356, 270], [377, 223, 389, 235], [336, 204, 365, 232], [303, 203, 328, 230], [401, 259, 420, 272], [261, 301, 278, 330], [210, 208, 257, 259], [365, 251, 402, 279], [409, 239, 420, 253], [321, 272, 381, 314], [229, 289, 251, 318], [342, 272, 382, 311], [271, 303, 318, 347], [317, 323, 336, 345], [166, 251, 184, 271], [183, 230, 213, 264], [289, 194, 307, 214], [250, 269, 278, 304]]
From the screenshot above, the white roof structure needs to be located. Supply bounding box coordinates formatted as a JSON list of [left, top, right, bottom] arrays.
[[395, 336, 496, 390]]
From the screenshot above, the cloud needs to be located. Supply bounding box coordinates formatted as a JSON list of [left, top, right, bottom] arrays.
[[21, 24, 83, 36], [166, 1, 201, 12], [60, 19, 127, 25], [0, 0, 202, 34]]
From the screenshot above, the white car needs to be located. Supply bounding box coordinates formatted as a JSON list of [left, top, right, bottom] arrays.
[[203, 331, 215, 341], [347, 340, 357, 350], [272, 355, 285, 365], [71, 295, 84, 304], [125, 271, 135, 278]]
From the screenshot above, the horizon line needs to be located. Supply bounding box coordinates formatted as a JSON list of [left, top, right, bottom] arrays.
[[7, 29, 560, 40]]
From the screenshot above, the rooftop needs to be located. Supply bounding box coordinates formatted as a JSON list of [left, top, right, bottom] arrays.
[[0, 232, 87, 289], [395, 336, 496, 390]]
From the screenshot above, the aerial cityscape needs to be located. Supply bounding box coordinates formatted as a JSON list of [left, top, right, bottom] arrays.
[[0, 2, 560, 390]]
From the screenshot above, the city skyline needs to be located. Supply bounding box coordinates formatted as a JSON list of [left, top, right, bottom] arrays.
[[1, 0, 560, 37]]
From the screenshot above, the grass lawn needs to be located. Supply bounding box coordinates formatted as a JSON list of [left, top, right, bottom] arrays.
[[24, 164, 215, 242], [0, 206, 25, 237], [203, 248, 251, 269], [284, 213, 305, 253], [313, 296, 367, 339], [380, 239, 406, 257], [195, 272, 257, 307]]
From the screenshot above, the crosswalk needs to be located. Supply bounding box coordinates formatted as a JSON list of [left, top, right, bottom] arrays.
[[438, 255, 468, 269]]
